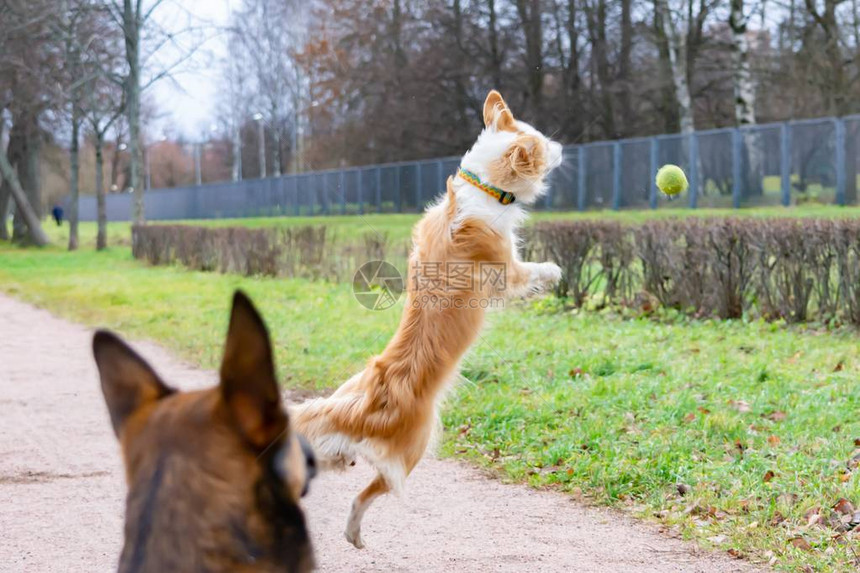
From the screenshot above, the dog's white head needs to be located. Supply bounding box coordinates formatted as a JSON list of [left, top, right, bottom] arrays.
[[459, 90, 563, 206]]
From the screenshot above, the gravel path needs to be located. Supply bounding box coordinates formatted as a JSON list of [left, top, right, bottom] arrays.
[[0, 293, 765, 572]]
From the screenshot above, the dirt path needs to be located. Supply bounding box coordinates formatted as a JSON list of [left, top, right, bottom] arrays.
[[0, 293, 765, 572]]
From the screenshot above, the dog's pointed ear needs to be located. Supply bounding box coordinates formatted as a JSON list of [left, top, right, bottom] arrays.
[[93, 331, 174, 438], [220, 291, 287, 451], [483, 90, 515, 132]]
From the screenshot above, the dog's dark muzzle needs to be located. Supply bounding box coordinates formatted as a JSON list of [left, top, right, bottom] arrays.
[[298, 434, 316, 497]]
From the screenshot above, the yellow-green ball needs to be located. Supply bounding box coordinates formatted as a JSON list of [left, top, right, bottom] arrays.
[[656, 164, 688, 196]]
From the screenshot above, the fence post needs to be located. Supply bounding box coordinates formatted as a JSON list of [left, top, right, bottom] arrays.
[[544, 169, 555, 210], [649, 137, 659, 209], [322, 173, 329, 216], [339, 170, 346, 215], [394, 165, 402, 213], [577, 146, 587, 211], [612, 142, 622, 210], [292, 175, 299, 216], [436, 160, 444, 197], [835, 117, 846, 206], [732, 128, 742, 209], [688, 133, 699, 209], [375, 166, 382, 213], [415, 164, 423, 211], [780, 123, 791, 206], [358, 170, 364, 215], [308, 175, 317, 216]]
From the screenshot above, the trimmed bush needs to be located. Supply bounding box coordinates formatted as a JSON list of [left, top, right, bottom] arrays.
[[132, 224, 406, 281], [133, 218, 860, 325], [531, 217, 860, 325]]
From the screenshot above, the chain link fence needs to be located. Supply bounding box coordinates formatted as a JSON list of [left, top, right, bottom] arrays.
[[78, 115, 860, 221]]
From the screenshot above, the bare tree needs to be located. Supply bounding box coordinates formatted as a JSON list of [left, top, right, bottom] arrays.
[[57, 0, 93, 251], [81, 8, 127, 250], [234, 0, 309, 176], [654, 0, 696, 133], [0, 0, 54, 246], [0, 123, 49, 246]]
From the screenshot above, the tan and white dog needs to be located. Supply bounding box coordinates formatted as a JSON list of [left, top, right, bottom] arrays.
[[291, 90, 563, 548]]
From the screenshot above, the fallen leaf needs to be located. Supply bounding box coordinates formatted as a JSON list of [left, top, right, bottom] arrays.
[[768, 435, 781, 446], [854, 438, 860, 447], [763, 470, 776, 483], [676, 483, 692, 497], [839, 472, 852, 483], [789, 536, 812, 551], [729, 399, 751, 413], [683, 412, 696, 423], [697, 406, 711, 414], [846, 450, 860, 470], [804, 506, 822, 527], [569, 367, 584, 378], [727, 548, 743, 558], [764, 410, 787, 422], [834, 360, 845, 372], [833, 498, 855, 516]]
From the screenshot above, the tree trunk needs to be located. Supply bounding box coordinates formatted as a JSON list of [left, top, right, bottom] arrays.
[[124, 0, 144, 223], [96, 133, 107, 250], [655, 0, 694, 134], [515, 0, 544, 122], [0, 124, 49, 246], [562, 0, 583, 138], [730, 0, 763, 196], [487, 0, 503, 90], [11, 115, 44, 243], [618, 0, 634, 136], [585, 0, 616, 138], [804, 0, 846, 114], [272, 128, 282, 177], [0, 176, 9, 241], [452, 0, 471, 129], [68, 110, 80, 250], [730, 0, 755, 126], [654, 9, 680, 133], [232, 121, 242, 180]]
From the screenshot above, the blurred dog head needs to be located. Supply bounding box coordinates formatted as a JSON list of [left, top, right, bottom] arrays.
[[93, 291, 315, 573], [459, 90, 563, 205]]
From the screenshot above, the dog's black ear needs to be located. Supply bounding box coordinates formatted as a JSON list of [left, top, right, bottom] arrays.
[[93, 331, 174, 438], [220, 290, 287, 451]]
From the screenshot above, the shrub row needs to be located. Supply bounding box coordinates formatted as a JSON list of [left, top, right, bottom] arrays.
[[529, 217, 860, 324], [131, 224, 407, 282], [134, 218, 860, 325]]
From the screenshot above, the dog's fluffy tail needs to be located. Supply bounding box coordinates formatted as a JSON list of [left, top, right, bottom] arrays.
[[290, 397, 359, 471]]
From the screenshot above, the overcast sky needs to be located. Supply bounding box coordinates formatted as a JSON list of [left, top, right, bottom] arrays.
[[148, 0, 234, 140]]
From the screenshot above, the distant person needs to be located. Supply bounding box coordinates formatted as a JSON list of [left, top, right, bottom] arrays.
[[51, 205, 63, 226]]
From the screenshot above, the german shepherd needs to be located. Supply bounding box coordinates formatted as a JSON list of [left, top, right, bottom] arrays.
[[93, 291, 316, 572]]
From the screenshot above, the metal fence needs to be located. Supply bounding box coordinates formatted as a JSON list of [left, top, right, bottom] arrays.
[[78, 115, 860, 221]]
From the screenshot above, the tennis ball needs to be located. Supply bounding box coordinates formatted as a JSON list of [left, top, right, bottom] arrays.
[[655, 164, 688, 196]]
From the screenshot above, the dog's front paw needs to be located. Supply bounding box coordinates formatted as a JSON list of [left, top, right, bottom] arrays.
[[345, 526, 365, 549], [537, 262, 562, 287]]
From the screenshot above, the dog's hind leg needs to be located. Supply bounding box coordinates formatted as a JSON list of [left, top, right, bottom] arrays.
[[344, 473, 389, 549]]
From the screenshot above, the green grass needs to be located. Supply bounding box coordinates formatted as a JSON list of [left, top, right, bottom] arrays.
[[6, 216, 860, 571]]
